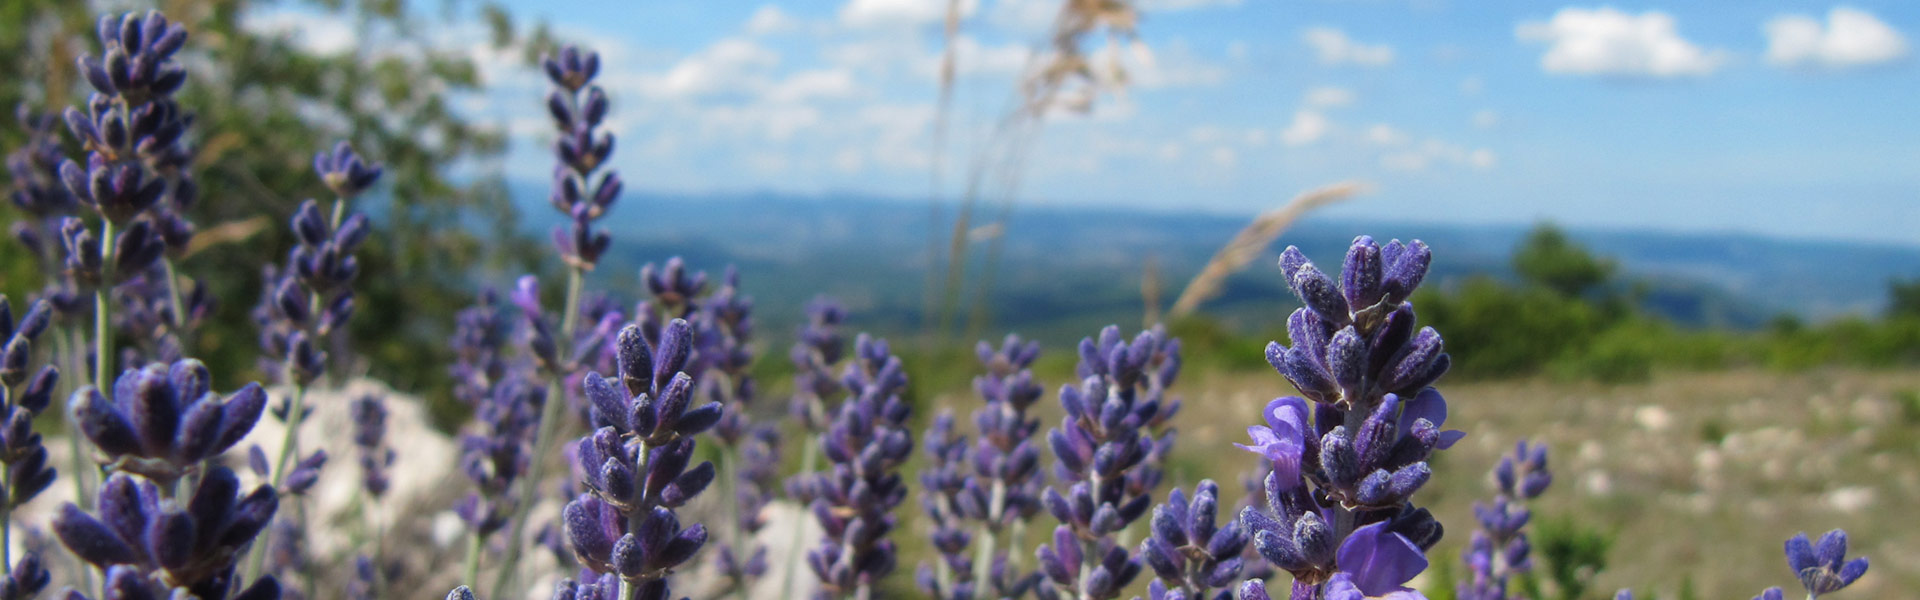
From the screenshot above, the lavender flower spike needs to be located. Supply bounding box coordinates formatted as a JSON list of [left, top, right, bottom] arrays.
[[1783, 529, 1868, 598], [1138, 480, 1247, 600], [1240, 236, 1451, 600], [53, 468, 280, 599], [1035, 326, 1181, 600], [1459, 441, 1550, 600], [563, 320, 717, 598], [543, 44, 618, 270], [799, 335, 914, 599], [70, 359, 266, 487]]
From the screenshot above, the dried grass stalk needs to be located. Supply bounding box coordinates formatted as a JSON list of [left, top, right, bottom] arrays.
[[1166, 181, 1369, 319]]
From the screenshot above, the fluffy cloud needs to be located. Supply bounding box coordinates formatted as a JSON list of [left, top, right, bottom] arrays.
[[1280, 110, 1331, 146], [839, 0, 977, 29], [1516, 7, 1726, 78], [1304, 85, 1355, 108], [1139, 0, 1245, 11], [1302, 27, 1395, 67], [1765, 7, 1909, 69], [1381, 140, 1496, 172], [745, 5, 803, 35]]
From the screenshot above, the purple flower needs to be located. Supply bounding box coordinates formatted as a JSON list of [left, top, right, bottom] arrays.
[[1337, 521, 1427, 597], [1138, 480, 1247, 598], [1236, 397, 1309, 491], [70, 360, 266, 486], [799, 335, 914, 599], [1784, 529, 1868, 597], [542, 45, 618, 270], [52, 468, 279, 599]]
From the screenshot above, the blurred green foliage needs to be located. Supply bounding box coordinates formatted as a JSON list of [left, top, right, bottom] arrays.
[[1, 0, 551, 403], [1537, 515, 1615, 600]]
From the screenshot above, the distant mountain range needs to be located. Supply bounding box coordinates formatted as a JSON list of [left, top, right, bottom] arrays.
[[509, 185, 1920, 343]]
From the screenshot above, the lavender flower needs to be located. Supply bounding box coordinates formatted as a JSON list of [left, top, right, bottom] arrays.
[[0, 297, 58, 600], [70, 359, 266, 487], [52, 468, 279, 599], [1237, 237, 1454, 599], [350, 394, 394, 498], [7, 106, 87, 321], [1782, 529, 1868, 598], [1138, 481, 1246, 600], [1034, 326, 1180, 600], [915, 335, 1048, 600], [787, 298, 849, 434], [254, 143, 380, 387], [563, 321, 717, 596], [798, 335, 913, 599], [917, 411, 976, 600], [0, 552, 49, 600], [699, 267, 776, 596], [542, 45, 618, 270], [459, 375, 544, 537], [1459, 441, 1550, 600]]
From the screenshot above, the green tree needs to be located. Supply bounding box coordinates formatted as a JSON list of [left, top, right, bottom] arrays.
[[1513, 223, 1615, 298], [1888, 277, 1920, 319], [1, 0, 550, 396]]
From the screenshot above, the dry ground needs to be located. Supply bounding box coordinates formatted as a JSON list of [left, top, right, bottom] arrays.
[[1148, 367, 1920, 598]]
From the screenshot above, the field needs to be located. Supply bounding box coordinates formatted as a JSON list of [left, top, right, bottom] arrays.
[[1121, 367, 1920, 598]]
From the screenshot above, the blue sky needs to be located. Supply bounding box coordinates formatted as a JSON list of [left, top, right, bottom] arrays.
[[256, 1, 1920, 245]]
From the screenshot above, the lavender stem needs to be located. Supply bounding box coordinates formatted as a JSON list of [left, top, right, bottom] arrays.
[[491, 263, 585, 596]]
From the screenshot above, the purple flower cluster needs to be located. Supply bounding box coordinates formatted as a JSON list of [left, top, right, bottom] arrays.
[[253, 142, 380, 387], [70, 360, 266, 489], [1459, 441, 1550, 600], [1138, 481, 1247, 600], [55, 11, 197, 295], [562, 321, 718, 597], [0, 297, 58, 600], [542, 45, 619, 270], [798, 335, 913, 599], [915, 335, 1049, 600], [1777, 529, 1868, 598], [1236, 237, 1458, 599], [52, 468, 280, 599], [1034, 326, 1182, 600], [7, 107, 87, 321]]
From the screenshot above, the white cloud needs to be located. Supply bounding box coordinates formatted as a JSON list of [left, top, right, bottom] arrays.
[[1472, 109, 1499, 129], [1459, 75, 1484, 95], [1210, 146, 1238, 168], [1127, 40, 1230, 89], [1140, 0, 1244, 11], [1765, 7, 1909, 69], [1304, 85, 1355, 108], [241, 11, 357, 54], [640, 38, 781, 99], [1381, 139, 1496, 171], [1516, 7, 1727, 78], [1302, 27, 1395, 67], [839, 0, 977, 29], [1365, 123, 1406, 146], [745, 5, 803, 35], [767, 69, 860, 102], [1280, 110, 1331, 146]]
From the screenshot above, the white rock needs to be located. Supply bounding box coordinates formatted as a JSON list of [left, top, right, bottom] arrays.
[[1634, 405, 1673, 432]]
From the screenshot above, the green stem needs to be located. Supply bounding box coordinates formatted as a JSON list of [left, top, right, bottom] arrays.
[[244, 382, 308, 580], [464, 530, 484, 590], [969, 527, 996, 600], [94, 220, 114, 393], [490, 265, 585, 598], [779, 438, 821, 599], [161, 257, 187, 338]]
